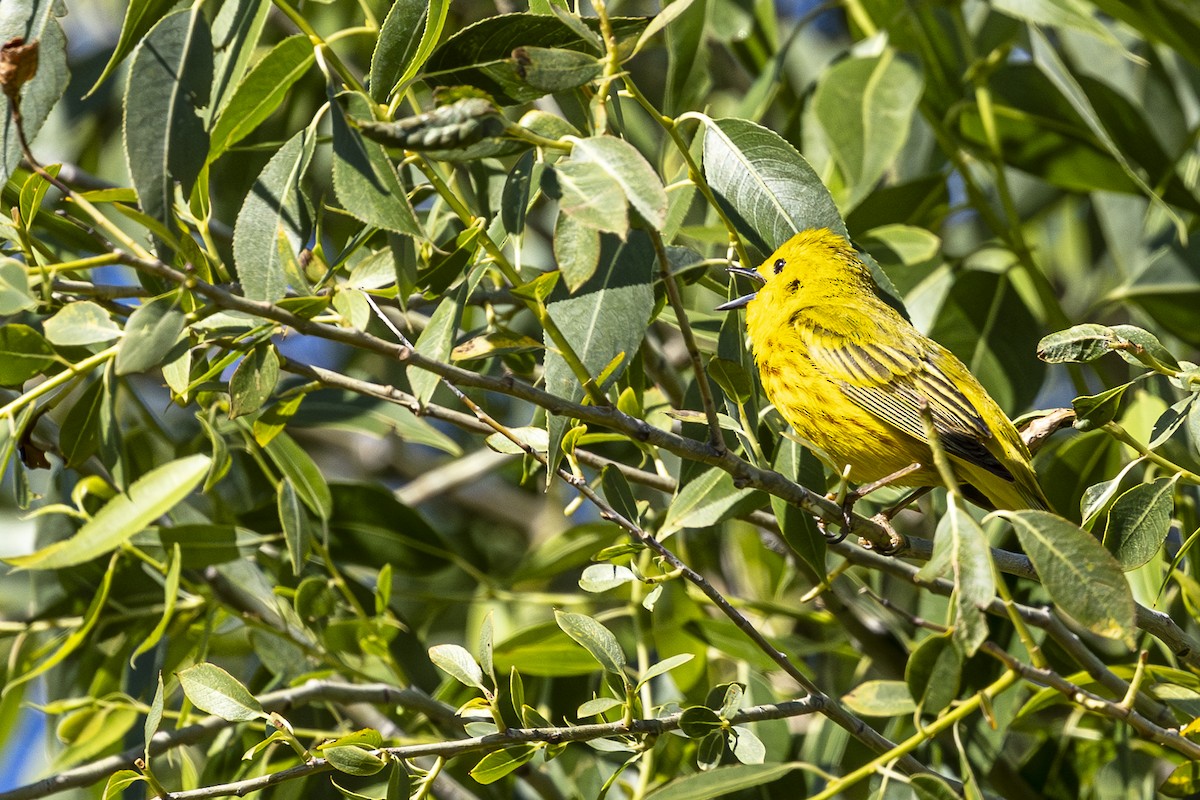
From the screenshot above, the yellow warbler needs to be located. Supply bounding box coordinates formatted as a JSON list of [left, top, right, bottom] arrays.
[[718, 228, 1048, 511]]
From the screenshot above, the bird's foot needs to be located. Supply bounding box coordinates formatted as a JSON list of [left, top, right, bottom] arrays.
[[860, 513, 907, 555]]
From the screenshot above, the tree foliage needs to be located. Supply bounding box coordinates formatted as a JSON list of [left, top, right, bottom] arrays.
[[2, 0, 1200, 798]]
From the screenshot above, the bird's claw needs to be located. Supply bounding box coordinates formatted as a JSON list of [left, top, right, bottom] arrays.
[[862, 513, 907, 556]]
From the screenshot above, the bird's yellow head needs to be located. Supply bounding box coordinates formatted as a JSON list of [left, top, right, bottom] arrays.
[[716, 228, 874, 312]]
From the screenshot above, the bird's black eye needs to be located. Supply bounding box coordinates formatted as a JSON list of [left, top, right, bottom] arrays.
[[773, 258, 785, 274]]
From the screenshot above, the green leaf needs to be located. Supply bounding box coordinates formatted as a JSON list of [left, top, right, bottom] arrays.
[[209, 0, 271, 119], [1037, 323, 1119, 363], [229, 344, 279, 419], [992, 0, 1127, 49], [357, 98, 507, 153], [88, 0, 175, 96], [770, 439, 826, 579], [409, 289, 463, 406], [1108, 324, 1182, 373], [0, 257, 34, 315], [997, 510, 1136, 645], [5, 554, 115, 690], [696, 729, 725, 771], [841, 679, 917, 717], [1162, 761, 1200, 798], [554, 610, 626, 676], [278, 478, 310, 577], [1072, 381, 1135, 431], [1, 6, 69, 188], [570, 135, 668, 228], [103, 770, 147, 800], [324, 745, 386, 776], [177, 662, 266, 722], [0, 324, 55, 385], [263, 432, 332, 520], [234, 126, 316, 302], [429, 643, 486, 690], [251, 392, 305, 448], [702, 115, 845, 255], [905, 632, 962, 714], [578, 696, 623, 717], [132, 546, 181, 663], [638, 653, 695, 687], [5, 454, 211, 569], [386, 762, 412, 800], [1090, 0, 1200, 69], [812, 51, 923, 209], [579, 563, 636, 593], [633, 0, 697, 56], [43, 301, 121, 346], [502, 149, 538, 236], [331, 92, 422, 236], [512, 46, 602, 92], [60, 376, 108, 467], [678, 705, 723, 738], [469, 744, 538, 784], [645, 764, 801, 799], [910, 774, 963, 800], [369, 0, 451, 102], [1029, 28, 1185, 231], [123, 8, 212, 235], [661, 467, 758, 536], [543, 231, 655, 477], [554, 210, 602, 291], [422, 13, 647, 105], [598, 464, 640, 525], [1103, 477, 1177, 571], [208, 35, 314, 163], [707, 357, 755, 404], [728, 726, 765, 765], [547, 159, 628, 237], [116, 294, 186, 375], [943, 501, 994, 656], [143, 671, 164, 760]]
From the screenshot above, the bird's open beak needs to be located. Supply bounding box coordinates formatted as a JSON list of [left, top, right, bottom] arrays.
[[716, 267, 765, 311]]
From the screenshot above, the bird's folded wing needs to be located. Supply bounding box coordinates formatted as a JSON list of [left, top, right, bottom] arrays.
[[801, 319, 1014, 481]]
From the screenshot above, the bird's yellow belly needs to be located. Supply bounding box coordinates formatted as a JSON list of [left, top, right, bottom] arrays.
[[757, 354, 935, 486]]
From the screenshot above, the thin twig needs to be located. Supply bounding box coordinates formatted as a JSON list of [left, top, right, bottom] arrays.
[[274, 354, 1200, 673], [0, 682, 453, 800], [649, 228, 724, 454]]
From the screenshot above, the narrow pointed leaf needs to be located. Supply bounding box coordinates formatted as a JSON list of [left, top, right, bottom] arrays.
[[5, 454, 211, 569]]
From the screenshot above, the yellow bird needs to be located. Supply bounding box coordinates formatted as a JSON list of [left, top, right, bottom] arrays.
[[718, 228, 1049, 512]]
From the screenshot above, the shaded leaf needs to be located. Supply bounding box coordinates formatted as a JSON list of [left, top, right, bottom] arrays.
[[123, 8, 211, 235], [998, 510, 1136, 645], [1103, 477, 1176, 570], [812, 51, 923, 209], [369, 0, 451, 102], [116, 294, 186, 375], [0, 323, 54, 385], [234, 126, 316, 302], [331, 92, 422, 236], [645, 764, 801, 799]]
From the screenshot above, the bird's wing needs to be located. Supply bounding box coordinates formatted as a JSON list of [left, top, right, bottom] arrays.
[[799, 310, 1014, 481]]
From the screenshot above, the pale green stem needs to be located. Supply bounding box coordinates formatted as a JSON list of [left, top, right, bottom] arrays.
[[0, 344, 119, 421], [809, 670, 1019, 800]]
